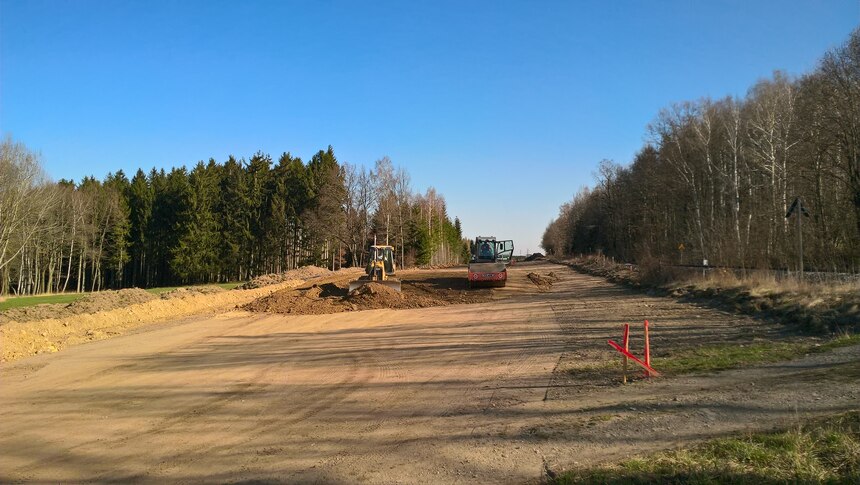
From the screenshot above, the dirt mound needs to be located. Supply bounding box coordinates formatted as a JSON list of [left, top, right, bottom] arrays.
[[69, 288, 156, 312], [524, 252, 545, 261], [244, 271, 493, 316], [345, 283, 411, 310], [1, 288, 157, 324], [240, 266, 333, 289], [244, 282, 439, 315], [527, 272, 559, 290], [243, 283, 344, 315], [160, 286, 225, 299]]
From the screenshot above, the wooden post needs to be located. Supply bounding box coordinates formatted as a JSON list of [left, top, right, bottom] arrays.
[[643, 320, 651, 376], [622, 323, 630, 384], [797, 198, 804, 279]]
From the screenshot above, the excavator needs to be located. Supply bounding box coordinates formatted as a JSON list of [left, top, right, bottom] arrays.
[[348, 244, 402, 292], [468, 236, 514, 288]]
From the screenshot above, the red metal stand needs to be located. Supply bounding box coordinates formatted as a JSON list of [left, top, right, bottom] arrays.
[[608, 320, 659, 378], [644, 319, 651, 369]]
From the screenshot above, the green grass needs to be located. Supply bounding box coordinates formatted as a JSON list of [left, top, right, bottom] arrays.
[[815, 333, 860, 352], [1, 282, 243, 311], [654, 342, 806, 374], [0, 293, 86, 311], [653, 334, 860, 375], [551, 411, 860, 484]]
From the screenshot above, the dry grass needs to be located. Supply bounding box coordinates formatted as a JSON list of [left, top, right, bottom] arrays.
[[562, 256, 860, 334], [552, 411, 860, 484], [695, 269, 860, 300], [685, 271, 860, 333]]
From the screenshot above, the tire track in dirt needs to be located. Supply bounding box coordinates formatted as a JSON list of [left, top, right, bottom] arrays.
[[2, 316, 276, 481], [147, 353, 375, 480], [308, 300, 565, 483], [141, 314, 396, 479]]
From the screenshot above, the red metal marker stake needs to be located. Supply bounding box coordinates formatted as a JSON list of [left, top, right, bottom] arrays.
[[643, 320, 651, 374], [622, 323, 630, 384]]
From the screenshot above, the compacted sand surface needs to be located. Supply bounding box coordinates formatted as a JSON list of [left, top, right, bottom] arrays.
[[1, 262, 857, 483]]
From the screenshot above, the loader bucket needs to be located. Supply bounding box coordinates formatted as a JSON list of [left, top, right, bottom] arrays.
[[348, 279, 365, 293], [348, 278, 402, 293], [378, 279, 402, 292]]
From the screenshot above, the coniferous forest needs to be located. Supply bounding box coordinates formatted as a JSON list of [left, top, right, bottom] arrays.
[[542, 28, 860, 272], [0, 143, 469, 295]]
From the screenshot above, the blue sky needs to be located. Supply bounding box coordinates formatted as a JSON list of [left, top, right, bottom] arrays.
[[1, 1, 858, 255]]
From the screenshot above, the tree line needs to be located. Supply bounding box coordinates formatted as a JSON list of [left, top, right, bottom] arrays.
[[543, 28, 860, 272], [0, 142, 469, 295]]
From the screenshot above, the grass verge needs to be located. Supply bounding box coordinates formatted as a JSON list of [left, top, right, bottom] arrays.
[[653, 334, 860, 375], [0, 293, 86, 311], [1, 282, 243, 311], [551, 411, 860, 484]]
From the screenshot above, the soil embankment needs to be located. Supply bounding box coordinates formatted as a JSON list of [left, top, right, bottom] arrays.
[[1, 288, 158, 324], [0, 266, 341, 362]]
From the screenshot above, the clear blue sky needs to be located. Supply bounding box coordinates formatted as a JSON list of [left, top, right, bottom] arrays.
[[2, 1, 858, 255]]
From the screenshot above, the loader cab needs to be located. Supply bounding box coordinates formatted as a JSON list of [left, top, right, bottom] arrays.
[[366, 245, 396, 276]]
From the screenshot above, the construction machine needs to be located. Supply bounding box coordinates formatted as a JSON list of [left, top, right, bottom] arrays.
[[468, 236, 514, 288], [348, 245, 402, 292]]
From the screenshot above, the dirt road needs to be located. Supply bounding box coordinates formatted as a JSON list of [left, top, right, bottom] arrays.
[[2, 262, 858, 483]]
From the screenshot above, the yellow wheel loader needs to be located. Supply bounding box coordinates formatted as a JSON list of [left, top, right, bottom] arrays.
[[348, 245, 402, 292]]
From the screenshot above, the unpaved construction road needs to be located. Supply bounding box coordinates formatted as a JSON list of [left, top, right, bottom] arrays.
[[2, 262, 858, 483]]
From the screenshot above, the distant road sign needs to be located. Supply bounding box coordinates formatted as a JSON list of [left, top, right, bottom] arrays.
[[785, 196, 809, 278], [786, 196, 810, 218]]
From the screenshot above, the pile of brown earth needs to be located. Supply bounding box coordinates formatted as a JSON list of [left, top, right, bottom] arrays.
[[239, 266, 333, 289], [243, 282, 445, 315], [0, 288, 158, 324], [243, 284, 345, 315], [244, 273, 494, 316], [344, 283, 432, 311], [159, 286, 225, 299], [524, 252, 545, 262], [527, 272, 559, 290]]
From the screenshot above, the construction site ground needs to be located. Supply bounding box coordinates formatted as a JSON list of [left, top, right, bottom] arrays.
[[1, 262, 858, 483]]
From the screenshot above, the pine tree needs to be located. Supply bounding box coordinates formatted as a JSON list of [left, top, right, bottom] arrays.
[[104, 171, 131, 288], [246, 152, 272, 276], [305, 146, 347, 268], [127, 169, 152, 287], [282, 154, 312, 269], [408, 207, 432, 266], [172, 160, 221, 282], [217, 157, 251, 281]]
